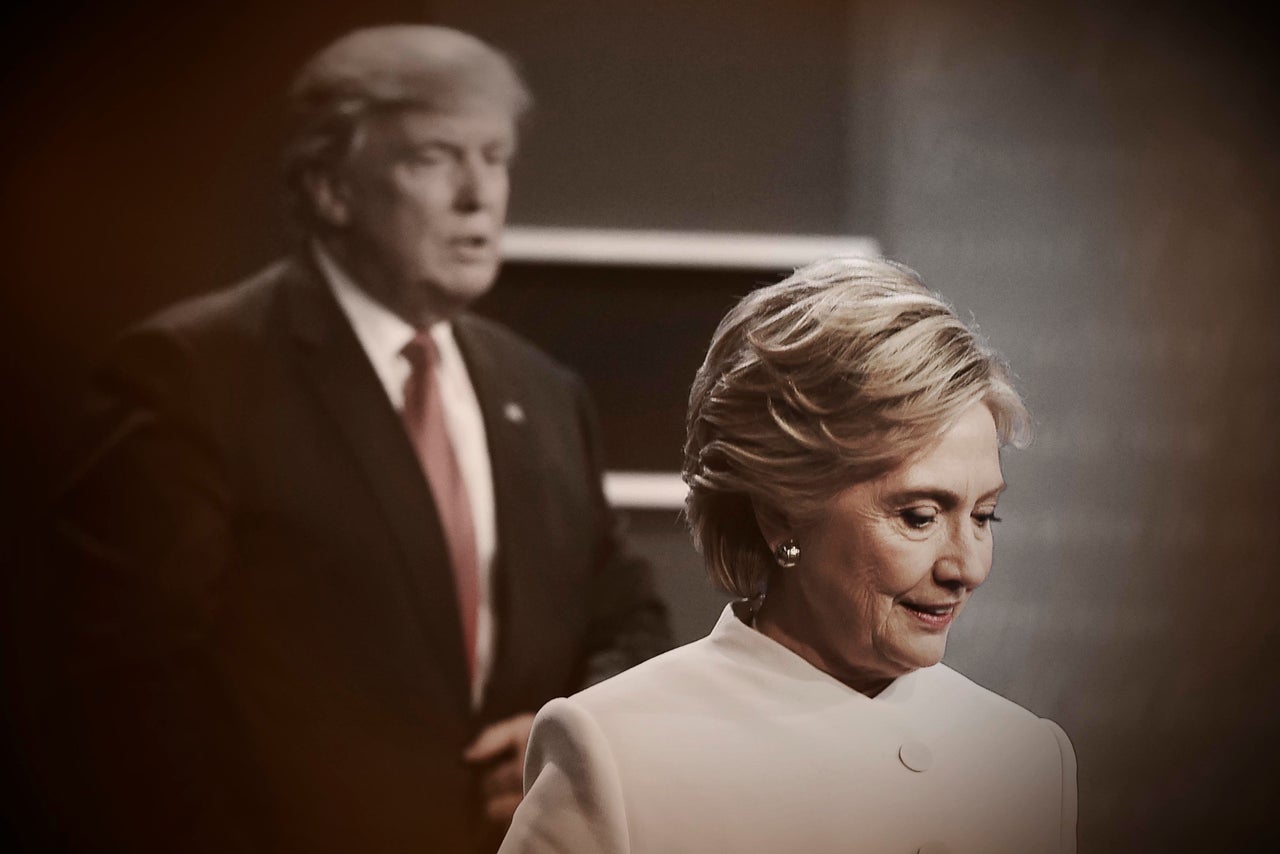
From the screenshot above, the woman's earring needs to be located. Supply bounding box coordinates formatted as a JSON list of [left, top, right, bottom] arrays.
[[773, 540, 801, 568]]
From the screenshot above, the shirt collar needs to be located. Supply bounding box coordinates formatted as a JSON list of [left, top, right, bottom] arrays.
[[312, 239, 421, 370]]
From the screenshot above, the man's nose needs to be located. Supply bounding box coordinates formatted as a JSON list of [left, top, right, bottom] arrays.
[[453, 156, 501, 212]]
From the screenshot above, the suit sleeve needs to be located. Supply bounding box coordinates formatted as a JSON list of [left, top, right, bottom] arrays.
[[1044, 718, 1078, 854], [52, 323, 233, 669], [42, 324, 252, 852], [571, 378, 672, 687], [499, 697, 630, 854]]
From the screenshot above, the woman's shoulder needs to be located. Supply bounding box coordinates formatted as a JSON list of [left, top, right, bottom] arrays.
[[912, 664, 1070, 749], [570, 631, 727, 716], [917, 664, 1038, 715], [566, 604, 836, 721]]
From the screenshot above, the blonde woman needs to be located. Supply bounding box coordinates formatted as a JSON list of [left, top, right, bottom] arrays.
[[500, 257, 1077, 853]]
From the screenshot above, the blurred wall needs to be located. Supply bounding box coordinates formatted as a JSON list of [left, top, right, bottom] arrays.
[[839, 4, 1278, 851], [3, 2, 1278, 852]]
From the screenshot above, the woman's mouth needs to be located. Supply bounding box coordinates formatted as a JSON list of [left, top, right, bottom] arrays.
[[900, 600, 959, 630]]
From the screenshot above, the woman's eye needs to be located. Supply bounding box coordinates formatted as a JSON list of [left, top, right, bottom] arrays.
[[901, 509, 937, 529], [973, 511, 1003, 528]]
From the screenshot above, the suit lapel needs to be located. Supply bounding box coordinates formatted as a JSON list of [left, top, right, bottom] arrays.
[[279, 258, 470, 705], [453, 317, 550, 707]]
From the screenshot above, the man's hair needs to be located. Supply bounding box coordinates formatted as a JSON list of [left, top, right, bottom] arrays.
[[682, 256, 1030, 599], [281, 25, 531, 227]]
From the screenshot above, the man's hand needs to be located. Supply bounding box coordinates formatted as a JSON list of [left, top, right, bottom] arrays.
[[463, 712, 535, 824]]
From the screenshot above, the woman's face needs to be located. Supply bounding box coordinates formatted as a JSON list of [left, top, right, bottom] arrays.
[[761, 401, 1006, 693]]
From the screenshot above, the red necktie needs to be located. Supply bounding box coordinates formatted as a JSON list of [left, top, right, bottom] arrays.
[[401, 331, 480, 683]]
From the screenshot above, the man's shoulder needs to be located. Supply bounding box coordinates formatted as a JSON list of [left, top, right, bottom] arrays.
[[87, 258, 313, 418], [138, 257, 306, 341], [94, 257, 318, 402]]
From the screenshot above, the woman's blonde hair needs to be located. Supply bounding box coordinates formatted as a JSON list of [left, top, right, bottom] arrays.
[[682, 256, 1030, 599]]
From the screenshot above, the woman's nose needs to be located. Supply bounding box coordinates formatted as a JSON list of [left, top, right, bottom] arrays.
[[933, 522, 992, 590]]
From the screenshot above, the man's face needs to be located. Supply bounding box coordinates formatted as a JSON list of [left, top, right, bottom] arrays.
[[326, 105, 516, 324]]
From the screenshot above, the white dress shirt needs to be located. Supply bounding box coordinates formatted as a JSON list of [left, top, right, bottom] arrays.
[[314, 242, 496, 709]]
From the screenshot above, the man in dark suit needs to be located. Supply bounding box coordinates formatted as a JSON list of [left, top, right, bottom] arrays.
[[50, 25, 669, 854]]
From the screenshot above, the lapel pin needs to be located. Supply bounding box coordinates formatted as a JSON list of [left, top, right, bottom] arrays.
[[503, 401, 526, 424]]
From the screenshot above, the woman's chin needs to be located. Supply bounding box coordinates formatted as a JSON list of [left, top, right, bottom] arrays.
[[880, 632, 951, 675]]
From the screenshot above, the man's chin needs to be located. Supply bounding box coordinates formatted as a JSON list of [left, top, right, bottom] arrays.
[[416, 266, 499, 314], [449, 262, 501, 297]]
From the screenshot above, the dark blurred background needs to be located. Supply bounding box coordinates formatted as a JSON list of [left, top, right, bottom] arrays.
[[3, 1, 1278, 851]]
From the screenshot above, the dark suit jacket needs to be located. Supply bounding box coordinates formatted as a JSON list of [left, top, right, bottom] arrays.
[[48, 255, 670, 853]]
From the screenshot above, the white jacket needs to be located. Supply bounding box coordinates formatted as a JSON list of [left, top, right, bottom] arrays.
[[500, 604, 1076, 854]]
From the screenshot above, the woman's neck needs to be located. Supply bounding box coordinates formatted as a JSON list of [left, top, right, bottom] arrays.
[[753, 596, 895, 699]]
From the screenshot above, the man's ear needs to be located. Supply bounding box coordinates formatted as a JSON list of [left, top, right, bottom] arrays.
[[751, 498, 791, 550], [301, 169, 350, 228]]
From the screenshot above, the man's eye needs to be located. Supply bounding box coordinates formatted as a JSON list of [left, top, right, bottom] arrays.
[[973, 511, 1003, 528], [407, 149, 449, 167], [901, 509, 937, 529]]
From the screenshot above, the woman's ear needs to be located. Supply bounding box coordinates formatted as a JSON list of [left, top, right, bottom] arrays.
[[301, 169, 350, 227], [751, 498, 791, 550]]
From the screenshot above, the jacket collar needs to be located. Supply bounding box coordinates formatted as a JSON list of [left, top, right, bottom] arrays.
[[710, 603, 929, 707]]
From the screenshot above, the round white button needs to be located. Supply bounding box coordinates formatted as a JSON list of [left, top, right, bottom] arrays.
[[899, 740, 933, 772]]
